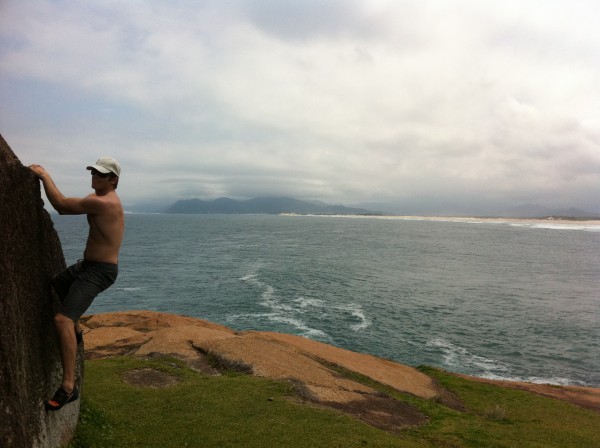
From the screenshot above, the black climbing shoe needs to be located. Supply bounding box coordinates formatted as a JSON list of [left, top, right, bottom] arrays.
[[45, 386, 79, 411]]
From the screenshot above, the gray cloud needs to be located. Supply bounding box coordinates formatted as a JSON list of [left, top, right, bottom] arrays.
[[1, 0, 599, 213]]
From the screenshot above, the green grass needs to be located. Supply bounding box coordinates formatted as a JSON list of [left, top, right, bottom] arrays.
[[69, 357, 600, 448]]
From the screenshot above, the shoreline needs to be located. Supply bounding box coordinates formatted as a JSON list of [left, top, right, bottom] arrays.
[[455, 373, 600, 414], [281, 213, 600, 226], [81, 310, 600, 414], [389, 216, 600, 225]]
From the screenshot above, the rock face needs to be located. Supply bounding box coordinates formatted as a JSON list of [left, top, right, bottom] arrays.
[[0, 135, 83, 448]]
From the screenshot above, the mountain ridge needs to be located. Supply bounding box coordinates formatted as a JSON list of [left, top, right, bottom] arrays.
[[166, 196, 379, 215], [128, 196, 599, 219]]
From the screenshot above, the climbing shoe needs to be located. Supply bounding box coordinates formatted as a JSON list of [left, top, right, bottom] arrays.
[[45, 386, 79, 411]]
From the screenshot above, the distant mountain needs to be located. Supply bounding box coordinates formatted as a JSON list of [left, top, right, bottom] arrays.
[[124, 200, 174, 214], [166, 197, 379, 215]]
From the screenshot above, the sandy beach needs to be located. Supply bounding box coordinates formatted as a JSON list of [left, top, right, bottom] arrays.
[[304, 214, 600, 228]]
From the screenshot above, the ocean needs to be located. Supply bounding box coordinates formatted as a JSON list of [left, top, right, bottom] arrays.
[[52, 213, 600, 387]]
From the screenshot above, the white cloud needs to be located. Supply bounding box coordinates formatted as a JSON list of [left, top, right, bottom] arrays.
[[1, 0, 599, 212]]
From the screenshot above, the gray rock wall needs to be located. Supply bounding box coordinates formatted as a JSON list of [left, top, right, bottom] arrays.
[[0, 134, 83, 447]]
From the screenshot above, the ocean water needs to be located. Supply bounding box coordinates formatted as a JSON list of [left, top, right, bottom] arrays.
[[52, 213, 600, 387]]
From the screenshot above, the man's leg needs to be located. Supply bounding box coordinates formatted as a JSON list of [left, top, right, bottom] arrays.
[[47, 261, 117, 410], [75, 322, 83, 343], [51, 263, 83, 344], [54, 313, 77, 393]]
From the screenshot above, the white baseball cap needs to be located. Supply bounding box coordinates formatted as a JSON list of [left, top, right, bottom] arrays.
[[86, 157, 121, 177]]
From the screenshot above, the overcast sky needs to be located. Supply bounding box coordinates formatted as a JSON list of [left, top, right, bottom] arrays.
[[1, 0, 599, 212]]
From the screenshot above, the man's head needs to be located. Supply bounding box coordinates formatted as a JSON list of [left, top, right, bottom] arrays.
[[87, 157, 121, 189]]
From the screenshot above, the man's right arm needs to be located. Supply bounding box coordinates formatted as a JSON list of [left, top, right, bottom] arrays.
[[29, 165, 88, 215]]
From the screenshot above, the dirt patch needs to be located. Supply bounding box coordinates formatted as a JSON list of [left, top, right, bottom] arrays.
[[324, 393, 428, 433], [192, 345, 254, 374], [185, 352, 222, 376], [122, 368, 181, 389], [86, 342, 146, 359], [430, 379, 467, 412]]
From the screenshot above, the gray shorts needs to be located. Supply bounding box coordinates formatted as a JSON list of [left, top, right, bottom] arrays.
[[51, 259, 118, 322]]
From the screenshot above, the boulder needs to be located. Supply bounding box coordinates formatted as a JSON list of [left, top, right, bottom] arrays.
[[0, 135, 83, 447]]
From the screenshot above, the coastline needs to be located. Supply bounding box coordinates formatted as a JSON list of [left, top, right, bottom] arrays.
[[455, 374, 600, 414], [389, 216, 600, 226], [81, 310, 600, 414], [281, 213, 600, 227]]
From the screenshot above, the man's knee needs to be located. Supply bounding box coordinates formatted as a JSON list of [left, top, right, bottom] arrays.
[[54, 313, 75, 328]]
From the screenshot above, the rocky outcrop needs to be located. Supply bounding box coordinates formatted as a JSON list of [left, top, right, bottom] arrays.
[[82, 310, 600, 430], [81, 310, 446, 431], [0, 135, 83, 448]]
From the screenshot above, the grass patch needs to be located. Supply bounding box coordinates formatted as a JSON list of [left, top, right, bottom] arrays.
[[415, 366, 600, 448], [70, 357, 404, 448], [482, 403, 509, 422], [69, 357, 600, 448]]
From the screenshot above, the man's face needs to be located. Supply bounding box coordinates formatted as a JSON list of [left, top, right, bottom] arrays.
[[90, 168, 116, 189]]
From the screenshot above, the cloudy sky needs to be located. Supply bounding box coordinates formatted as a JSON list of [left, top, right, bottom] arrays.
[[1, 0, 599, 213]]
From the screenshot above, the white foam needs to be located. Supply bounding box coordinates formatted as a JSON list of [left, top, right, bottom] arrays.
[[228, 312, 329, 338], [117, 286, 144, 292], [260, 286, 296, 313], [241, 275, 329, 337], [266, 315, 327, 337], [349, 309, 371, 331], [287, 213, 600, 232], [225, 312, 276, 323], [240, 273, 259, 282], [530, 223, 600, 231], [240, 272, 370, 337], [426, 338, 592, 386], [293, 297, 326, 308], [260, 284, 275, 303], [427, 338, 510, 374], [479, 373, 589, 387], [292, 297, 371, 331]]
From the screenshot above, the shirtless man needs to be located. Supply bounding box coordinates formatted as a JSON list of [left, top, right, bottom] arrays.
[[30, 157, 124, 411]]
